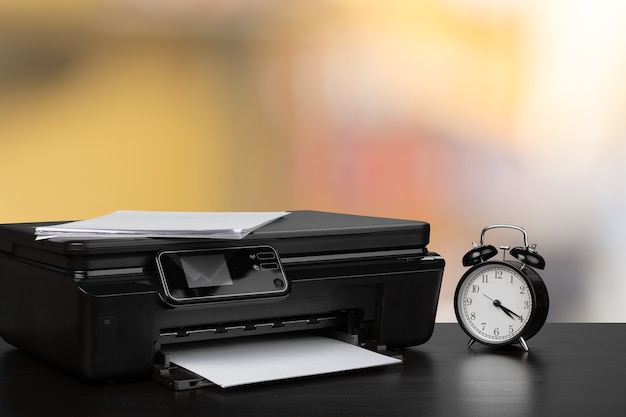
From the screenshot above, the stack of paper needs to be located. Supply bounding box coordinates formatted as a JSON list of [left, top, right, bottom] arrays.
[[34, 210, 290, 240]]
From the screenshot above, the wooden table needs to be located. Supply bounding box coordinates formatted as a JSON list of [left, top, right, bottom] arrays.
[[1, 323, 624, 416]]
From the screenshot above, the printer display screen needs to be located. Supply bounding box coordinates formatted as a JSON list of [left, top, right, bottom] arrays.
[[180, 254, 234, 288], [156, 246, 289, 304]]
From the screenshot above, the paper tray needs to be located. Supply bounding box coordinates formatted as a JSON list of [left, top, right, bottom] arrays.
[[153, 333, 402, 390]]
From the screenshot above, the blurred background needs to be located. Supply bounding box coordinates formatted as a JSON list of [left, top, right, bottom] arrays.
[[2, 0, 625, 322]]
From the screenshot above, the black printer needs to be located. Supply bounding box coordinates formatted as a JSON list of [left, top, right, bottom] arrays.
[[0, 210, 444, 389]]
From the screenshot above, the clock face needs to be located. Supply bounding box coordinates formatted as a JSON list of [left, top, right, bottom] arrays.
[[456, 262, 534, 345]]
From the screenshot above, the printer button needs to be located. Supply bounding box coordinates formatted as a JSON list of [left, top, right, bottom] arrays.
[[260, 262, 279, 270]]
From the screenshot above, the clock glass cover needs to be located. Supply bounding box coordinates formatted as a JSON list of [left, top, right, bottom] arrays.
[[456, 262, 533, 344]]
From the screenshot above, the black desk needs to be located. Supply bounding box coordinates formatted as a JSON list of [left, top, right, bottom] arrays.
[[1, 323, 625, 416]]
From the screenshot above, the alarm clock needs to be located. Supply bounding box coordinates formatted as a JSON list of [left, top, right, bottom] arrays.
[[454, 225, 549, 351]]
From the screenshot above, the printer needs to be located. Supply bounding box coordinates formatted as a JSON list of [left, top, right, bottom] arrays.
[[0, 210, 444, 389]]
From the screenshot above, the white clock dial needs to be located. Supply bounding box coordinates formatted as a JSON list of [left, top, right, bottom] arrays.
[[457, 263, 533, 344]]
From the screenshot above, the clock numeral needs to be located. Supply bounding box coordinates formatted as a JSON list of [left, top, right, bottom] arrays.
[[481, 274, 488, 284], [524, 301, 530, 310], [481, 323, 486, 331], [472, 284, 480, 293], [495, 270, 503, 279], [470, 312, 476, 320], [493, 328, 500, 336], [508, 325, 514, 334], [465, 297, 473, 306], [520, 285, 525, 294]]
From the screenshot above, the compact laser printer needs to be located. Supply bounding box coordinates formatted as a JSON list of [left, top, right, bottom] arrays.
[[0, 210, 444, 389]]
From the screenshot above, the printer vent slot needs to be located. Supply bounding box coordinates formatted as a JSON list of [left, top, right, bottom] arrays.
[[159, 313, 349, 345]]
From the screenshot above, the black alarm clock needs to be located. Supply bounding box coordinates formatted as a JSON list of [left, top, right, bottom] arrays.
[[454, 224, 549, 351]]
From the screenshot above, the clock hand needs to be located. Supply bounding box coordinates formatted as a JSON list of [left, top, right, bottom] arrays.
[[497, 303, 516, 320], [499, 304, 524, 322], [483, 294, 523, 321]]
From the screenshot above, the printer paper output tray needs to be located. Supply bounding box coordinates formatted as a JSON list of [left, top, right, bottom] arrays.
[[0, 210, 445, 387], [151, 328, 399, 390]]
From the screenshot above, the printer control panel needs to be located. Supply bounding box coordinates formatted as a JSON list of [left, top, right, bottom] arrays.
[[156, 245, 288, 304]]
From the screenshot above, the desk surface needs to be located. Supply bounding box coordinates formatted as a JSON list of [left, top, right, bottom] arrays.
[[1, 323, 625, 417]]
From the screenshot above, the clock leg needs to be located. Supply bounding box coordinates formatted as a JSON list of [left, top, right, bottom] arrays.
[[518, 337, 529, 352], [467, 338, 476, 348]]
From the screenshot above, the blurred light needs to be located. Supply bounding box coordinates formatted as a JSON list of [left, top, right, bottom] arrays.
[[2, 0, 626, 322]]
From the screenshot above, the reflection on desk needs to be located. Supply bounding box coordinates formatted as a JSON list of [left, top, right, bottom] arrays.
[[1, 323, 625, 417]]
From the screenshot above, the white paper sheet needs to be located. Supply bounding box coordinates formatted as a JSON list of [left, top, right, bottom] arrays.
[[165, 333, 401, 388], [34, 210, 290, 240]]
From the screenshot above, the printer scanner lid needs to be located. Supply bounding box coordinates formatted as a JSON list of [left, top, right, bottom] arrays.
[[0, 210, 430, 270]]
